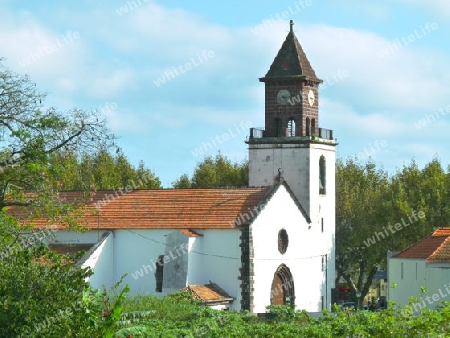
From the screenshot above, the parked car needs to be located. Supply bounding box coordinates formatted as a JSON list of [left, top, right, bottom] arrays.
[[340, 302, 355, 310]]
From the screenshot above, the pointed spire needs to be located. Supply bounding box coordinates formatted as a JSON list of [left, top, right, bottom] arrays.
[[260, 21, 322, 83]]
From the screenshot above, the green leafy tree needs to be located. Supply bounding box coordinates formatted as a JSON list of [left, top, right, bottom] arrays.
[[336, 157, 450, 310], [0, 58, 113, 213], [335, 158, 391, 310], [0, 59, 129, 335], [47, 148, 161, 191], [173, 152, 248, 188], [0, 242, 94, 337]]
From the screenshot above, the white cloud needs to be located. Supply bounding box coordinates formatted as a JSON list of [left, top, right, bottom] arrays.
[[320, 98, 406, 137], [91, 68, 136, 99], [399, 0, 450, 17]]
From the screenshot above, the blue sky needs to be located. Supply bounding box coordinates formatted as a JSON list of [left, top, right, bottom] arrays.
[[1, 0, 449, 186]]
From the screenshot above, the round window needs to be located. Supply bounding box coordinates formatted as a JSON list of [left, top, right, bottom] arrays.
[[278, 229, 288, 254]]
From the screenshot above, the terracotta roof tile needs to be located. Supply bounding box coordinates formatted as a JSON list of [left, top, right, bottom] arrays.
[[393, 228, 450, 263], [431, 228, 450, 236], [181, 283, 233, 304], [10, 187, 271, 230]]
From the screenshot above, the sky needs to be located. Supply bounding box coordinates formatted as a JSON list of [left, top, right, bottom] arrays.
[[0, 0, 449, 187]]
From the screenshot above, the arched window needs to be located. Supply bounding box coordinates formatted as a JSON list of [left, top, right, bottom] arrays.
[[275, 118, 282, 137], [311, 118, 316, 136], [319, 155, 326, 195], [306, 117, 310, 136], [287, 118, 296, 137]]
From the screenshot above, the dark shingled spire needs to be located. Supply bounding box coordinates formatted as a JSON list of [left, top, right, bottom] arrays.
[[260, 20, 322, 83]]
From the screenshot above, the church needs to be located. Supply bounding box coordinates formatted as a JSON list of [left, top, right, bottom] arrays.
[[15, 21, 336, 313]]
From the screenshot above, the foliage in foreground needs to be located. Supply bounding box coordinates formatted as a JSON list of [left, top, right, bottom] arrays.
[[0, 225, 134, 337], [112, 293, 450, 337], [4, 239, 450, 337]]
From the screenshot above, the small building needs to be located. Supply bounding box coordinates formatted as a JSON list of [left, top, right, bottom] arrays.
[[388, 228, 450, 312]]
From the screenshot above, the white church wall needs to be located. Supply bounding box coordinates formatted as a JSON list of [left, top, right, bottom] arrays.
[[312, 143, 336, 308], [251, 185, 330, 313]]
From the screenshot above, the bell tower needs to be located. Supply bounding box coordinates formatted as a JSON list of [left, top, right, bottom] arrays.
[[261, 20, 322, 139], [246, 20, 336, 222]]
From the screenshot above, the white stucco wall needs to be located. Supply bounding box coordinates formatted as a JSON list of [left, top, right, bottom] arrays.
[[388, 258, 450, 311], [50, 227, 241, 308], [81, 232, 114, 290], [51, 229, 185, 295], [251, 185, 334, 313], [187, 229, 241, 311], [112, 229, 188, 296]]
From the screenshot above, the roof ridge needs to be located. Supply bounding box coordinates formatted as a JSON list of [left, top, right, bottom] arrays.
[[428, 235, 450, 263]]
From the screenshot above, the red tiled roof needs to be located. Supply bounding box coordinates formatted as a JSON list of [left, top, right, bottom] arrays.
[[10, 188, 271, 230], [181, 283, 233, 304], [431, 228, 450, 236], [393, 228, 450, 263]]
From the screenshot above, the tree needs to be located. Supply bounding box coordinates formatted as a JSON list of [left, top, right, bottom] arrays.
[[47, 149, 161, 191], [0, 59, 114, 212], [335, 158, 390, 310], [172, 152, 248, 188], [336, 157, 450, 310], [0, 60, 123, 335]]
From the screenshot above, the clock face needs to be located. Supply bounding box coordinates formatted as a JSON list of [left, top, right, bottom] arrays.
[[308, 89, 315, 106], [277, 90, 291, 105]]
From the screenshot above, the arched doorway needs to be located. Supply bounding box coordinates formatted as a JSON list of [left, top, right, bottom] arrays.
[[270, 264, 295, 305]]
